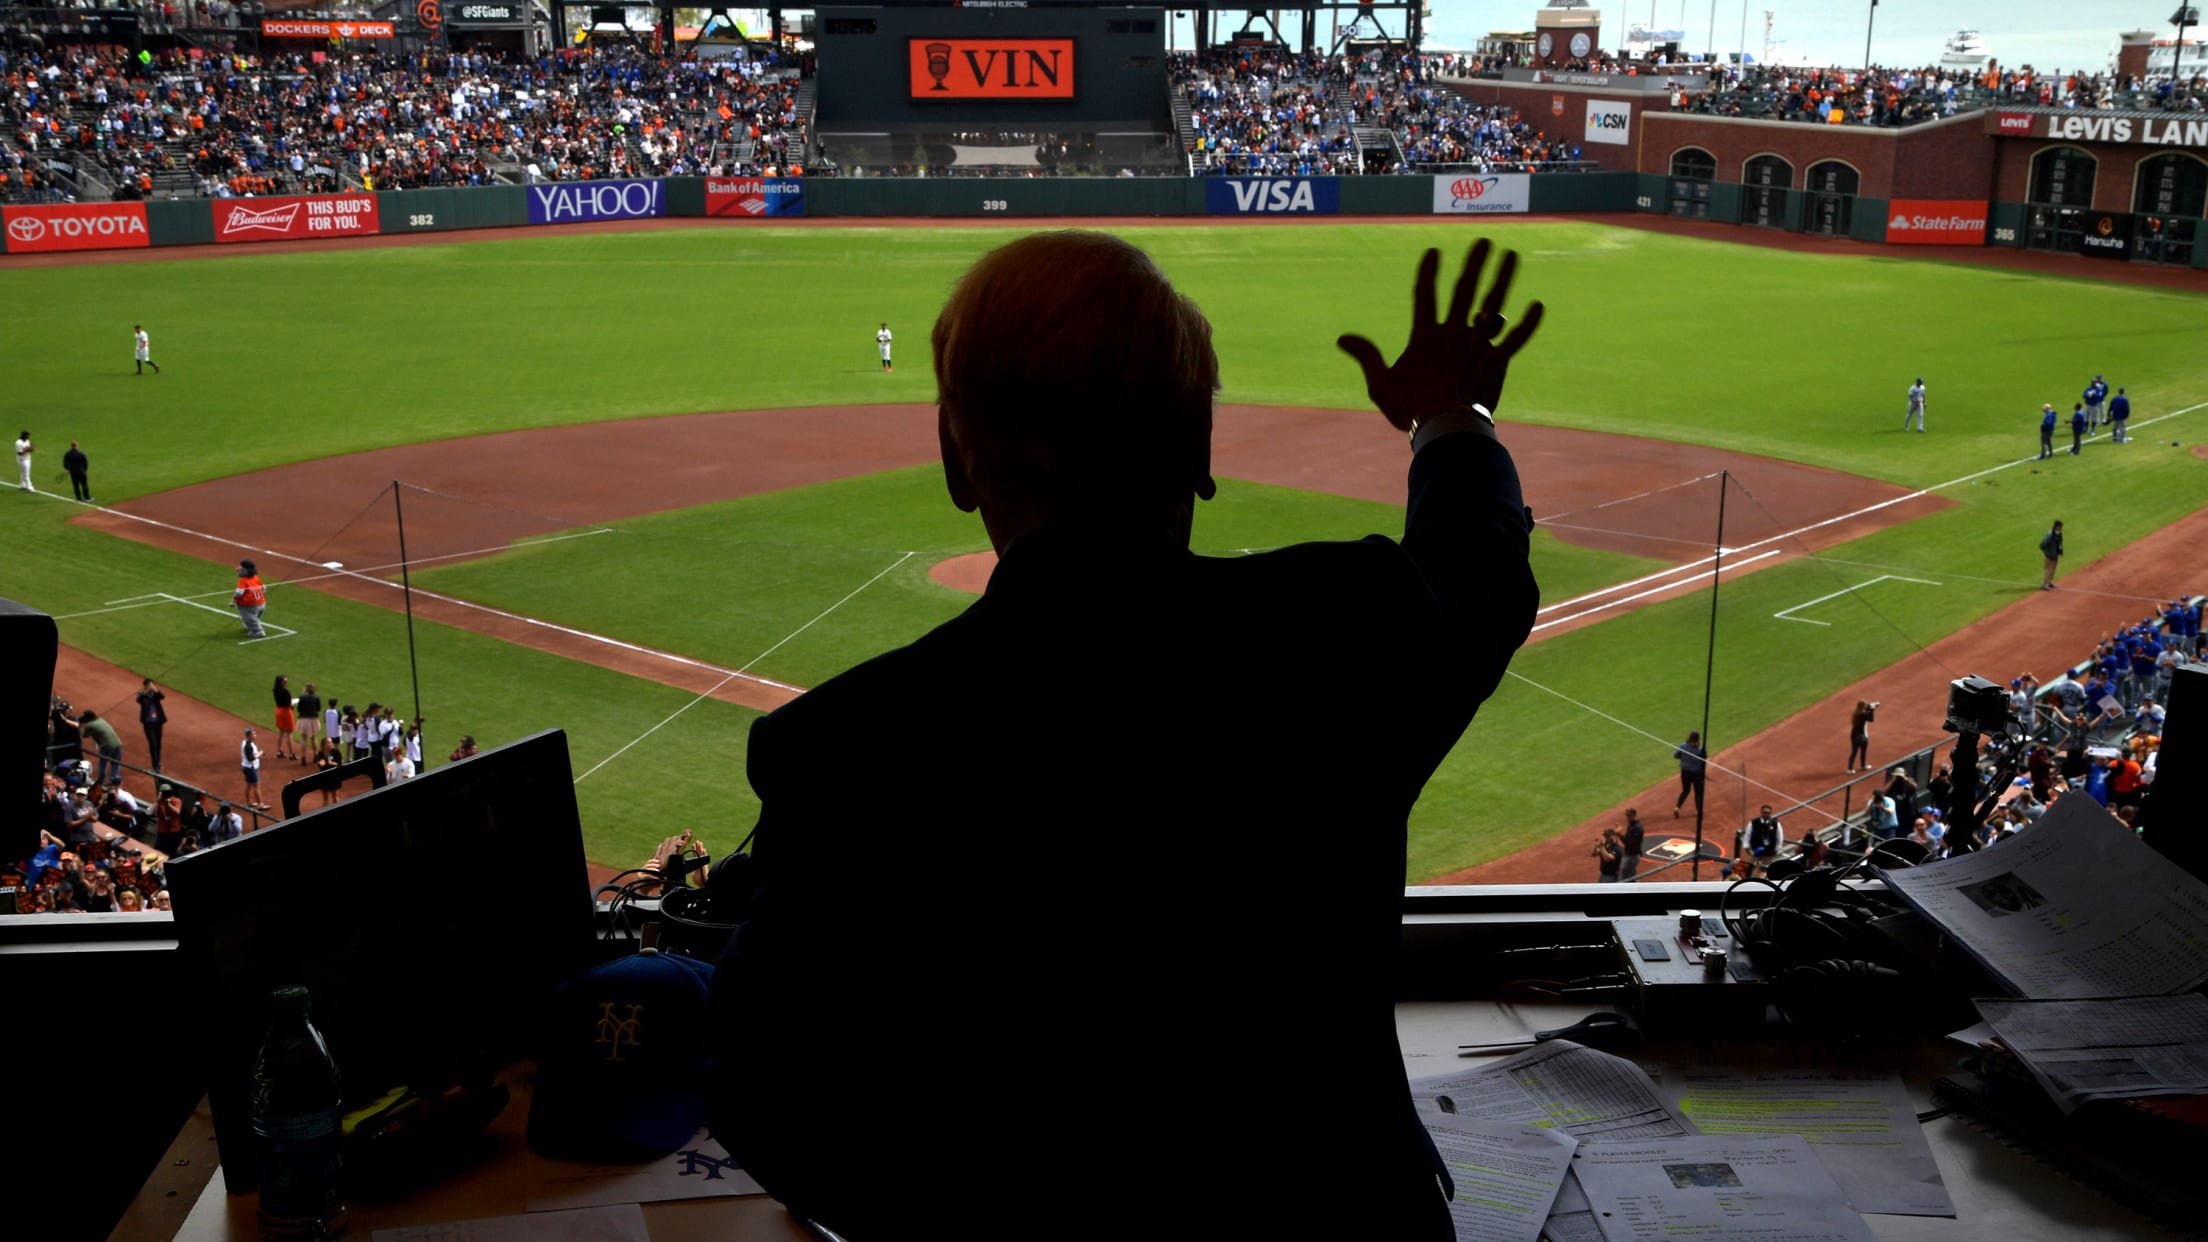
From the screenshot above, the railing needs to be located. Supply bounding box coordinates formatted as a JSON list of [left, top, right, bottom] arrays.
[[1413, 159, 1603, 174]]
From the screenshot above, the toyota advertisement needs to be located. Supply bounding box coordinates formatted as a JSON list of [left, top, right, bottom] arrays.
[[2, 201, 150, 253], [529, 179, 665, 225], [1433, 174, 1531, 215], [705, 177, 807, 218], [213, 193, 381, 244], [1883, 200, 1989, 246]]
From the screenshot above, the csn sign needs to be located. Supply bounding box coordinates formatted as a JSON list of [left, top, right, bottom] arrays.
[[528, 179, 665, 225], [1205, 178, 1340, 215]]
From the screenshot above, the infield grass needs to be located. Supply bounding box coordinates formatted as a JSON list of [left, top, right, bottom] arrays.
[[5, 220, 2205, 873]]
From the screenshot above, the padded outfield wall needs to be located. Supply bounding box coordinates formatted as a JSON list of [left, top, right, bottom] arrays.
[[0, 173, 1644, 253]]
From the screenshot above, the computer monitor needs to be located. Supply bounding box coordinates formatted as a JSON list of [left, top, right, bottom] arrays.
[[166, 729, 598, 1191]]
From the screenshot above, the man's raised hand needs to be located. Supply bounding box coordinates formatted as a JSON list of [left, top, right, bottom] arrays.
[[1337, 240, 1544, 436]]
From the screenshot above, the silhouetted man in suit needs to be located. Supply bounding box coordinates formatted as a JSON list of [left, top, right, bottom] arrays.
[[709, 233, 1544, 1239]]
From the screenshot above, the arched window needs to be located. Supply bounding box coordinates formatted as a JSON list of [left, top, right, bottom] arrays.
[[1670, 147, 1717, 179], [2029, 146, 2096, 207], [2024, 147, 2099, 255], [1742, 154, 1793, 228], [1667, 147, 1716, 217], [2130, 153, 2206, 265], [1802, 160, 1859, 236], [2133, 152, 2208, 218]]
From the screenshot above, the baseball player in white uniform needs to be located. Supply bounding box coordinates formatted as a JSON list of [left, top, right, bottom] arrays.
[[877, 323, 893, 373], [134, 324, 160, 375], [1903, 378, 1926, 432], [15, 430, 32, 491]]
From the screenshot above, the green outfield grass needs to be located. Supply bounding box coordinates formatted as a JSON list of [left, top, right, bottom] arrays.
[[5, 220, 2204, 874]]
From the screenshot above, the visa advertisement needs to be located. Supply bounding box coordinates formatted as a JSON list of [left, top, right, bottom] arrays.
[[704, 177, 807, 218], [528, 179, 665, 225], [1433, 174, 1531, 215], [1204, 178, 1340, 215]]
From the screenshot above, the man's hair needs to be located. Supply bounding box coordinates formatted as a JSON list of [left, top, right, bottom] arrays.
[[933, 230, 1218, 504]]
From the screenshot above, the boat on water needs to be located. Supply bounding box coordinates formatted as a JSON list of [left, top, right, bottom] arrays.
[[1940, 29, 1991, 70]]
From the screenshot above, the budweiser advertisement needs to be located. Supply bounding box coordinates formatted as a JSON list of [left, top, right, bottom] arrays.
[[261, 18, 394, 37], [214, 194, 381, 244], [704, 177, 807, 218], [2, 201, 149, 253], [1884, 200, 1989, 245]]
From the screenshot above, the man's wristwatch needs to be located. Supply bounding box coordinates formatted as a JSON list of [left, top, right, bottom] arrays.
[[1408, 402, 1495, 448]]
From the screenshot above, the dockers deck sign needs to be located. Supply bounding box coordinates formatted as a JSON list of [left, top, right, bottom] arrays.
[[909, 38, 1076, 100]]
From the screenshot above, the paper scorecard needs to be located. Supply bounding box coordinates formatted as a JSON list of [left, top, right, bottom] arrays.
[[1411, 1041, 1697, 1142], [1670, 1071, 1954, 1217], [1974, 993, 2208, 1113], [373, 1203, 647, 1242], [520, 1126, 765, 1213], [1570, 1134, 1877, 1242], [1419, 1115, 1578, 1242], [1873, 793, 2208, 999]]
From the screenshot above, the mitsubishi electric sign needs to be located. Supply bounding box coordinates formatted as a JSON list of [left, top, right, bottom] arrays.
[[1584, 100, 1631, 145], [528, 179, 665, 225]]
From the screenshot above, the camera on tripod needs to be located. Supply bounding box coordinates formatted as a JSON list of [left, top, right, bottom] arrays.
[[1943, 675, 2016, 739]]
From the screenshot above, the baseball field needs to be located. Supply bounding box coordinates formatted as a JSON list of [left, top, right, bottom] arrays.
[[6, 218, 2206, 877]]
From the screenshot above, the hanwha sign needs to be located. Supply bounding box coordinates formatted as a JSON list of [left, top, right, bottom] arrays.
[[1, 201, 150, 252]]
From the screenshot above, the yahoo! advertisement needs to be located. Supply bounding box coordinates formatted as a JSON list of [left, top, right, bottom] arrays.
[[527, 179, 665, 225]]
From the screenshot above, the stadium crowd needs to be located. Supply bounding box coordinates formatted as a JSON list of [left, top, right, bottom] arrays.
[[1171, 45, 1585, 175], [12, 672, 475, 913], [1603, 591, 2199, 885], [1, 41, 807, 200]]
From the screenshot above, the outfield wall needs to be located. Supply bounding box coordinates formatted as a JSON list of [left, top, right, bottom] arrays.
[[0, 173, 1646, 254], [7, 171, 2202, 270]]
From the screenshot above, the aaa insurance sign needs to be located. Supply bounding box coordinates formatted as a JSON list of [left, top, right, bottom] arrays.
[[1433, 174, 1530, 214], [705, 177, 806, 218], [529, 179, 665, 225], [214, 193, 380, 243], [1884, 199, 1988, 245], [2, 201, 149, 253]]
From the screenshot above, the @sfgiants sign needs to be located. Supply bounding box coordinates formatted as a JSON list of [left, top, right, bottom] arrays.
[[909, 38, 1075, 100]]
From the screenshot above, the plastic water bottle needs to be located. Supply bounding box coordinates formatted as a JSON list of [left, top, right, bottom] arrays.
[[251, 985, 349, 1240]]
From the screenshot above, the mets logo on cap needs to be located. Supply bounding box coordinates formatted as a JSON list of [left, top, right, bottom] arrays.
[[527, 948, 717, 1161]]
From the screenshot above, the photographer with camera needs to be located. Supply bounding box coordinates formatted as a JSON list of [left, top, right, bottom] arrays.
[[1847, 699, 1879, 773]]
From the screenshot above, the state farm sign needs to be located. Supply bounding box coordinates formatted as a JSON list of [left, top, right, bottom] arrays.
[[1884, 199, 1988, 246], [1, 201, 149, 253], [214, 193, 380, 244]]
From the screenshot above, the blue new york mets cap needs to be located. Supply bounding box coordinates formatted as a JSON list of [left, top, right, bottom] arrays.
[[527, 948, 716, 1162]]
